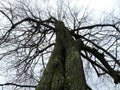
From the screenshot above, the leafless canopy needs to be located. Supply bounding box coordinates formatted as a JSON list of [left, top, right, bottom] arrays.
[[0, 0, 120, 89]]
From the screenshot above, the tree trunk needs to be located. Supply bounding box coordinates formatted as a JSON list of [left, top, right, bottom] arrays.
[[35, 21, 87, 90]]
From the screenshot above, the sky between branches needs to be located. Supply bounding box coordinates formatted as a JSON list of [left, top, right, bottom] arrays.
[[0, 0, 120, 90]]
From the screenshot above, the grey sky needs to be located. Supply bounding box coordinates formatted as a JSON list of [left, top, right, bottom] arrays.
[[0, 0, 120, 90]]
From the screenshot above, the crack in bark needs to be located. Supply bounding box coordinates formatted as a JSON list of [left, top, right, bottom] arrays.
[[35, 21, 88, 90]]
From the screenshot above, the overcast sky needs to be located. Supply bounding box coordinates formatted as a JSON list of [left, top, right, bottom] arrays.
[[0, 0, 120, 90], [68, 0, 119, 18]]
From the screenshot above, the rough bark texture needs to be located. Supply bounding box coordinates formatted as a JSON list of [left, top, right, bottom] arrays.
[[35, 21, 87, 90]]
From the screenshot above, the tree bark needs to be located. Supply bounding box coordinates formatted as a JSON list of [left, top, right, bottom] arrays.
[[35, 21, 87, 90]]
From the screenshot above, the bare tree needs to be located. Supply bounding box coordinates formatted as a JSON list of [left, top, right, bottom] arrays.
[[0, 0, 120, 90]]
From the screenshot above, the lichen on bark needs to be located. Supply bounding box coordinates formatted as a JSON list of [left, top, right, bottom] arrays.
[[35, 21, 87, 90]]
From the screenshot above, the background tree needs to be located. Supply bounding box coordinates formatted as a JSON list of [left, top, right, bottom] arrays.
[[0, 0, 120, 90]]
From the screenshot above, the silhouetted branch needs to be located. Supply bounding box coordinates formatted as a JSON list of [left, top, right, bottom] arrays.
[[0, 83, 36, 88]]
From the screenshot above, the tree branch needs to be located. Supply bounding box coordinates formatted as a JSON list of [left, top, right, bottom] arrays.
[[71, 23, 120, 33], [0, 83, 36, 88]]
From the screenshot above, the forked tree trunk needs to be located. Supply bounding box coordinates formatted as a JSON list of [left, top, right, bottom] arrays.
[[35, 21, 87, 90]]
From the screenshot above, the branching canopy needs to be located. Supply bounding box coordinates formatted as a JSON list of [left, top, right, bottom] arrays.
[[0, 0, 120, 89]]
